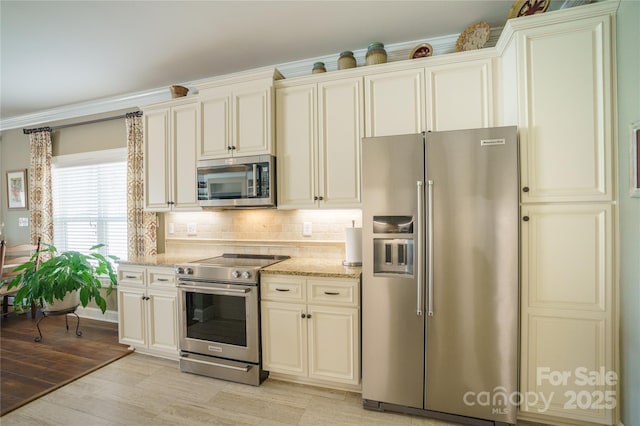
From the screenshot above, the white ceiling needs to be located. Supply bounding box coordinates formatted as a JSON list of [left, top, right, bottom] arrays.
[[1, 0, 519, 127]]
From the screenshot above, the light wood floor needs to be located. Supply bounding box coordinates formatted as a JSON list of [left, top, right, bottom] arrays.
[[1, 353, 457, 425], [2, 353, 549, 426]]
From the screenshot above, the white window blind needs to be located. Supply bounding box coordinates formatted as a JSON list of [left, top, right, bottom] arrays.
[[52, 149, 128, 261]]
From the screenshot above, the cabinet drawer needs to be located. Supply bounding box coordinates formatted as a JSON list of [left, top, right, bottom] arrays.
[[147, 268, 176, 289], [308, 278, 359, 307], [118, 267, 145, 287], [261, 276, 306, 302]]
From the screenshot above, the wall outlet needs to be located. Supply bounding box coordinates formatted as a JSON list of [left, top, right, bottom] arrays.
[[168, 223, 175, 234], [187, 223, 197, 235], [303, 221, 312, 237], [18, 217, 29, 227]]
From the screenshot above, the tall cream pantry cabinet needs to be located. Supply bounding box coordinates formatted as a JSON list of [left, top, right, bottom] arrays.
[[500, 3, 618, 425]]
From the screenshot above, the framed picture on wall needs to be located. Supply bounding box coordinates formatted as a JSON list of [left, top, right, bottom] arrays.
[[6, 169, 28, 209], [631, 121, 640, 198]]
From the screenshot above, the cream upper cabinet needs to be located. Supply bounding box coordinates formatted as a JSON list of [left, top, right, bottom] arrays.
[[364, 68, 425, 137], [199, 80, 274, 159], [276, 84, 316, 208], [517, 14, 613, 203], [520, 203, 614, 424], [426, 58, 493, 131], [277, 76, 363, 209], [143, 99, 200, 212]]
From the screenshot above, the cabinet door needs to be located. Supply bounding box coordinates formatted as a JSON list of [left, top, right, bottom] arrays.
[[518, 16, 613, 202], [234, 84, 273, 156], [276, 85, 317, 209], [318, 77, 363, 208], [200, 90, 232, 159], [147, 289, 178, 355], [171, 102, 200, 210], [261, 301, 308, 376], [520, 203, 614, 424], [364, 68, 425, 137], [307, 305, 359, 385], [144, 108, 171, 211], [118, 287, 146, 347], [426, 59, 493, 131]]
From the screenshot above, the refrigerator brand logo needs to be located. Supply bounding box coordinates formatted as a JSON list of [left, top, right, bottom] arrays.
[[480, 138, 506, 146]]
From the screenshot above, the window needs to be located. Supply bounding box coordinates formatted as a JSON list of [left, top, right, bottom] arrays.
[[52, 148, 128, 261]]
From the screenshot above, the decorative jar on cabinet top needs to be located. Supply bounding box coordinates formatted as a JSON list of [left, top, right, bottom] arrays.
[[338, 51, 356, 70], [312, 62, 326, 73], [365, 42, 387, 65]]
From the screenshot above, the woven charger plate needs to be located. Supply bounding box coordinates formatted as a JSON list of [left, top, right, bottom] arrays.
[[455, 21, 491, 52]]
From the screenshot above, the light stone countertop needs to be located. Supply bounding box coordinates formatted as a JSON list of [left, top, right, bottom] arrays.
[[117, 254, 195, 268], [119, 255, 362, 279], [262, 257, 362, 279]]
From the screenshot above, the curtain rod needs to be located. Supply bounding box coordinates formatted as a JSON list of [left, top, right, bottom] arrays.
[[23, 110, 142, 134]]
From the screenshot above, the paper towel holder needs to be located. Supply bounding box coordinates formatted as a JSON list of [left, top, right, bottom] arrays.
[[343, 221, 362, 267]]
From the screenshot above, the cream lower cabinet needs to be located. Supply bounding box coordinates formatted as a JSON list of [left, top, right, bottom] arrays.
[[276, 77, 363, 208], [117, 265, 178, 359], [260, 274, 360, 389], [520, 203, 615, 425]]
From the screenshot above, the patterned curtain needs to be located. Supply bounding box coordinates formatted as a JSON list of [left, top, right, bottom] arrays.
[[28, 129, 54, 246], [126, 112, 157, 258]]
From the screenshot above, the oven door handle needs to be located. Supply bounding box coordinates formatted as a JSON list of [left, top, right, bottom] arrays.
[[177, 284, 250, 294], [181, 353, 251, 372]]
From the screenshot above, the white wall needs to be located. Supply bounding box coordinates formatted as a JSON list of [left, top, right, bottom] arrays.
[[616, 1, 640, 424]]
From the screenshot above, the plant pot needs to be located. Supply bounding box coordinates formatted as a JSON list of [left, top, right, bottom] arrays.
[[43, 291, 80, 313]]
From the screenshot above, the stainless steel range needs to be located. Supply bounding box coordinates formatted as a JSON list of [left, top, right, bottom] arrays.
[[175, 253, 289, 385]]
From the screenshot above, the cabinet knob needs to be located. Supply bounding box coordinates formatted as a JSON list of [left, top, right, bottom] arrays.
[[313, 196, 318, 201], [231, 146, 236, 150], [227, 146, 232, 150], [523, 216, 530, 222], [522, 187, 530, 193], [301, 313, 306, 318], [307, 314, 312, 319], [318, 196, 324, 201]]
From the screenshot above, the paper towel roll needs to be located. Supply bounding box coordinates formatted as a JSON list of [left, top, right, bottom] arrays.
[[344, 227, 362, 266]]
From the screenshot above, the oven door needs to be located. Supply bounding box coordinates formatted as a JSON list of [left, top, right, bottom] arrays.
[[177, 280, 259, 363]]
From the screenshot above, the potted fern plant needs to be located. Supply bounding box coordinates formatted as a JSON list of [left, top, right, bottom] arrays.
[[8, 243, 118, 314]]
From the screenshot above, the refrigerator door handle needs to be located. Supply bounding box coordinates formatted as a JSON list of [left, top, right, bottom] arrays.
[[416, 180, 425, 316], [427, 179, 434, 317]]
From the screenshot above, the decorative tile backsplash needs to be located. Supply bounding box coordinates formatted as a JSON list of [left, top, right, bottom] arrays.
[[163, 209, 362, 259]]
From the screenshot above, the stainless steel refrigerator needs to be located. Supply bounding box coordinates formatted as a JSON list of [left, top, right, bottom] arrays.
[[361, 127, 519, 425]]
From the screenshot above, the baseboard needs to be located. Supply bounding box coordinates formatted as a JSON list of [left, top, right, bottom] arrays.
[[75, 306, 118, 323]]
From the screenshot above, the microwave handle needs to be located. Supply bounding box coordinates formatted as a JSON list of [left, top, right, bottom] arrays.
[[252, 164, 258, 197]]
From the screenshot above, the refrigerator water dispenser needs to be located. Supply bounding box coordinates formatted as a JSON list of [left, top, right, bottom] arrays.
[[373, 239, 414, 275]]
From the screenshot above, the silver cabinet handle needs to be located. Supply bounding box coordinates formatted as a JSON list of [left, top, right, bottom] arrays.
[[157, 278, 169, 282], [125, 275, 137, 279], [416, 180, 424, 316], [427, 179, 434, 317]]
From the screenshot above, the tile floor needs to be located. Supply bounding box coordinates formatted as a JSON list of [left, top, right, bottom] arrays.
[[1, 353, 455, 426]]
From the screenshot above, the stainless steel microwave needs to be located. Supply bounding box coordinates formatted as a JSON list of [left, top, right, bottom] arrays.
[[197, 155, 276, 208]]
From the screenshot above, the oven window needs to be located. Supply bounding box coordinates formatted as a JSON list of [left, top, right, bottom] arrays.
[[185, 292, 247, 347]]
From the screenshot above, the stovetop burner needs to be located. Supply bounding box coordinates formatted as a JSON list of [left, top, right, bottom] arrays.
[[194, 254, 290, 268], [175, 253, 290, 285]]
